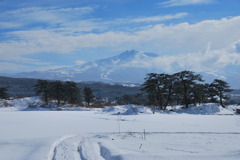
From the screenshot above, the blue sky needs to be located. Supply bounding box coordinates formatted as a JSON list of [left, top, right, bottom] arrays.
[[0, 0, 240, 75]]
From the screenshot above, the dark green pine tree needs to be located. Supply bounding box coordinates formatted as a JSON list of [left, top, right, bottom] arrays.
[[0, 87, 9, 99], [34, 80, 50, 104], [49, 81, 64, 106], [208, 83, 218, 103], [210, 79, 233, 108], [83, 87, 95, 106], [173, 71, 204, 108], [63, 81, 81, 104], [141, 73, 173, 111], [161, 73, 174, 109], [191, 83, 209, 105], [141, 73, 161, 112]]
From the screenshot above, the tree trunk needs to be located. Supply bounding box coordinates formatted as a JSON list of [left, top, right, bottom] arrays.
[[183, 90, 189, 108], [44, 93, 48, 104], [219, 92, 225, 108], [57, 88, 60, 106], [164, 87, 172, 110], [182, 81, 189, 108]]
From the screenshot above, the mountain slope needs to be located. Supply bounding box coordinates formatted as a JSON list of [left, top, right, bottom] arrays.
[[2, 50, 239, 88], [10, 50, 159, 83]]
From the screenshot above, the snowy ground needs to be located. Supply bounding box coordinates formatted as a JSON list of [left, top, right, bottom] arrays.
[[0, 97, 240, 160]]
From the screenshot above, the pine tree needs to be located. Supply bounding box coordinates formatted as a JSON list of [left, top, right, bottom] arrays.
[[162, 74, 174, 109], [208, 83, 218, 103], [210, 79, 233, 107], [83, 87, 94, 106], [141, 73, 162, 111], [63, 81, 81, 104], [173, 71, 204, 108], [49, 81, 64, 106], [34, 80, 50, 104], [141, 71, 235, 110], [191, 83, 209, 105], [141, 73, 174, 110], [0, 87, 9, 99]]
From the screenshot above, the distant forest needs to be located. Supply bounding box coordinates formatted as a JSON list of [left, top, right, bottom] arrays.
[[0, 72, 239, 107], [0, 76, 140, 99]]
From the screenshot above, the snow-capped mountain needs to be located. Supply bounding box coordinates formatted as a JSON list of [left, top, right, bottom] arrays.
[[3, 50, 239, 88], [10, 50, 159, 83]]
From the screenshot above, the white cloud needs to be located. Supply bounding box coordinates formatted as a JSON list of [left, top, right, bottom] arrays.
[[132, 13, 188, 23], [1, 16, 240, 54], [122, 40, 240, 75], [159, 0, 215, 7], [133, 16, 240, 54], [0, 62, 32, 72], [75, 60, 86, 65], [0, 6, 95, 29], [1, 15, 240, 73], [233, 40, 240, 53], [0, 22, 23, 29]]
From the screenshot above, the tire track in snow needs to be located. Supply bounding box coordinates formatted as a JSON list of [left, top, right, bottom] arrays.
[[46, 135, 75, 160], [46, 135, 105, 160], [46, 135, 81, 160], [47, 134, 124, 160], [78, 138, 105, 160], [46, 132, 240, 160]]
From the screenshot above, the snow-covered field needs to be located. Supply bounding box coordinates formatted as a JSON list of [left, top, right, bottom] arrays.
[[0, 97, 240, 160]]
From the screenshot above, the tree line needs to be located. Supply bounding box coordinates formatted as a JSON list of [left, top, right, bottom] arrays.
[[0, 71, 235, 109], [141, 70, 233, 112], [34, 80, 94, 106]]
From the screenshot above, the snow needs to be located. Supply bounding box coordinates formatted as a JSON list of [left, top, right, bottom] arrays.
[[0, 97, 41, 111], [0, 97, 240, 160]]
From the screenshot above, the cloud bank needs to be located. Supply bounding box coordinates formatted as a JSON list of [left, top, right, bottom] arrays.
[[1, 16, 240, 60], [0, 2, 240, 75], [159, 0, 215, 7], [122, 40, 240, 75]]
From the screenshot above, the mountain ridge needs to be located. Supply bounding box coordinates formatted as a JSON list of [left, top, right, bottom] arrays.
[[1, 50, 239, 88], [6, 50, 158, 83]]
